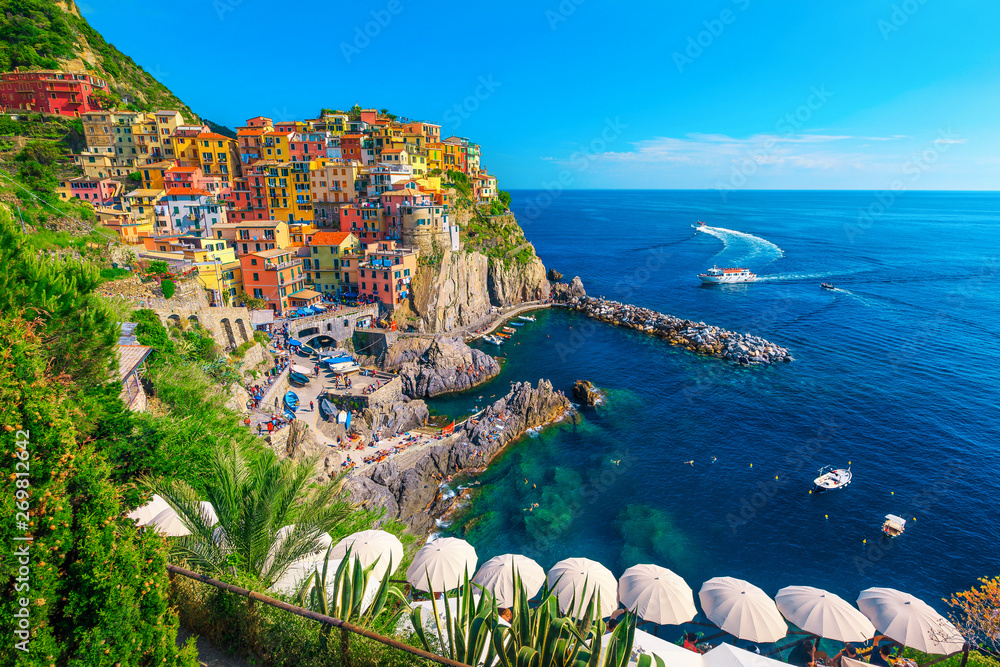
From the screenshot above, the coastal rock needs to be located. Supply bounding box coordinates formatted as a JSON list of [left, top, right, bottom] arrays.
[[396, 248, 551, 333], [547, 268, 563, 282], [551, 276, 587, 303], [345, 380, 571, 534], [386, 336, 500, 398], [571, 380, 603, 406], [573, 296, 792, 365]]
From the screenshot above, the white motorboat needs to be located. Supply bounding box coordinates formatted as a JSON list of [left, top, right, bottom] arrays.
[[882, 514, 906, 537], [813, 465, 852, 491], [518, 315, 536, 322], [699, 266, 757, 284], [482, 335, 503, 346]]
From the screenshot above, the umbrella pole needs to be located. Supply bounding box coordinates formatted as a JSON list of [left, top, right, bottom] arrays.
[[960, 643, 970, 667]]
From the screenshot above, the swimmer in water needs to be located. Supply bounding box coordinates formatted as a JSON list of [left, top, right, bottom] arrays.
[[684, 460, 695, 466]]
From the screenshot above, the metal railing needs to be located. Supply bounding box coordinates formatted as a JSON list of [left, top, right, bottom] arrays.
[[166, 564, 471, 667]]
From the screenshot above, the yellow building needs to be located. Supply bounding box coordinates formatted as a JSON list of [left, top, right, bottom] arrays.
[[288, 221, 317, 247], [96, 208, 154, 245], [124, 188, 166, 226], [184, 244, 241, 304], [262, 130, 293, 161], [426, 142, 444, 172], [196, 132, 240, 188], [309, 158, 362, 204], [264, 161, 313, 222], [140, 160, 175, 190], [213, 220, 292, 256], [305, 230, 359, 294]]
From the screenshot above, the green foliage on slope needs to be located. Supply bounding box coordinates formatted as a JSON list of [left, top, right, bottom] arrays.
[[0, 0, 194, 116]]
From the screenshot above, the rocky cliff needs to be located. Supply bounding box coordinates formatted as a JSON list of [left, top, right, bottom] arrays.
[[345, 380, 571, 534], [398, 249, 551, 333], [382, 336, 500, 398]]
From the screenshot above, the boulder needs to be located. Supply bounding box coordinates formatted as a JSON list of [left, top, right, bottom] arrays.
[[571, 380, 603, 406], [547, 268, 563, 282], [389, 336, 500, 398]]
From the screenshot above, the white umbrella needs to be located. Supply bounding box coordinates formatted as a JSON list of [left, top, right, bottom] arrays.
[[271, 556, 382, 612], [198, 501, 219, 527], [546, 557, 618, 619], [406, 537, 478, 593], [127, 494, 171, 525], [331, 529, 404, 579], [473, 554, 546, 608], [264, 525, 333, 572], [631, 628, 706, 667], [619, 563, 697, 626], [699, 577, 787, 643], [857, 588, 964, 655], [704, 643, 788, 667], [776, 586, 875, 642], [148, 507, 191, 537]]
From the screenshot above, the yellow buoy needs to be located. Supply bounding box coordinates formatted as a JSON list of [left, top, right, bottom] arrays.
[[825, 515, 829, 519], [863, 539, 867, 544], [775, 475, 779, 480], [750, 463, 753, 468], [891, 491, 894, 495]]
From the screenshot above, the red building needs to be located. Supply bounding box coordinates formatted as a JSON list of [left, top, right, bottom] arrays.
[[0, 69, 110, 117]]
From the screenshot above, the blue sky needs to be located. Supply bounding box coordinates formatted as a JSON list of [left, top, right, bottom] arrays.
[[81, 0, 999, 190]]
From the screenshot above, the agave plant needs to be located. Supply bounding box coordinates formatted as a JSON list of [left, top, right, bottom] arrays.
[[151, 442, 357, 588], [494, 570, 657, 667], [295, 544, 408, 666], [409, 572, 501, 666]]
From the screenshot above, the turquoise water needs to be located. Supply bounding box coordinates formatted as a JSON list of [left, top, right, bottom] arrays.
[[428, 190, 1000, 617]]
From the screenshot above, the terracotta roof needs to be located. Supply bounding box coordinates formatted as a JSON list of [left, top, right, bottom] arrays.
[[164, 187, 209, 196], [381, 148, 404, 154], [310, 231, 353, 246], [197, 132, 232, 140], [167, 166, 199, 173]]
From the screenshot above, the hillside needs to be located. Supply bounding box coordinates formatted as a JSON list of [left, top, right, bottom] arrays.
[[0, 0, 195, 117]]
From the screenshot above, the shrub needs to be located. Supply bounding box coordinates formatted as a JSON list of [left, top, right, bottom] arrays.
[[161, 278, 176, 299], [148, 259, 169, 274]]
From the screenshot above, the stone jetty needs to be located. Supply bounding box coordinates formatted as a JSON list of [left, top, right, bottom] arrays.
[[571, 296, 792, 365]]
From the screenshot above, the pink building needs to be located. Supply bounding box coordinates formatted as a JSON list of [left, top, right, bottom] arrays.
[[59, 176, 120, 205]]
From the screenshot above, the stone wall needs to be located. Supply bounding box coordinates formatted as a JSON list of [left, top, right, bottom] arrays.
[[154, 305, 255, 350], [286, 306, 379, 346]]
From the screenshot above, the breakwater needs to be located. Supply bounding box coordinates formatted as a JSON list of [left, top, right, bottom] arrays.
[[570, 296, 792, 365]]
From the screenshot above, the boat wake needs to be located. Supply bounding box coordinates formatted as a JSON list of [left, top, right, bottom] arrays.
[[697, 226, 784, 266]]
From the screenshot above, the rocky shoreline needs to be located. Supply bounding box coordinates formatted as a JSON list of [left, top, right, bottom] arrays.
[[571, 296, 793, 365], [383, 336, 501, 398], [344, 380, 570, 534]]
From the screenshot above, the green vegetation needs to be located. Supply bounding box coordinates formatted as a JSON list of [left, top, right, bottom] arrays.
[[99, 266, 130, 281], [147, 259, 169, 274], [444, 169, 472, 198], [0, 0, 194, 116], [202, 118, 237, 138], [0, 206, 198, 665], [161, 277, 176, 298], [459, 201, 539, 268], [238, 290, 267, 309]]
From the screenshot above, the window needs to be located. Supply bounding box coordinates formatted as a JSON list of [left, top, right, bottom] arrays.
[[253, 288, 263, 298], [361, 282, 366, 289], [242, 243, 248, 253], [252, 273, 259, 281], [312, 246, 318, 254], [250, 258, 257, 265]]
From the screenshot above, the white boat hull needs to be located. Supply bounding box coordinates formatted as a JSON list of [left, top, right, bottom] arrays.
[[699, 274, 757, 284]]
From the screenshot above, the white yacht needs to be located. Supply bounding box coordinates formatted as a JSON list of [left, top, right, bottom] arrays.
[[698, 266, 757, 284]]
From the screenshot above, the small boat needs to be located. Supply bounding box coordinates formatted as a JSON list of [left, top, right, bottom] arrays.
[[882, 514, 906, 537], [496, 333, 510, 339], [502, 326, 516, 334], [510, 322, 523, 327], [288, 371, 311, 385], [482, 335, 503, 346], [821, 283, 835, 290], [318, 398, 336, 420], [284, 391, 300, 412], [283, 409, 296, 421], [518, 315, 536, 322], [697, 220, 706, 226], [813, 465, 852, 491], [298, 344, 316, 357]]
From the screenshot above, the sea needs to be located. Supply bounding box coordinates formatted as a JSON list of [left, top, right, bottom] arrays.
[[427, 190, 1000, 625]]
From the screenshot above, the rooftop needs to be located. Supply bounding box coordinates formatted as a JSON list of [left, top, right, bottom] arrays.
[[310, 231, 354, 246], [117, 345, 153, 380]]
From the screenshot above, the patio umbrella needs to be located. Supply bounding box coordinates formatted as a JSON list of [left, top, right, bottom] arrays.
[[198, 501, 219, 527], [126, 494, 170, 525], [703, 643, 788, 667], [271, 555, 382, 612], [472, 554, 546, 608], [546, 557, 618, 619], [699, 577, 787, 643], [287, 338, 301, 347], [406, 537, 478, 593], [857, 588, 964, 655], [619, 563, 697, 626], [776, 585, 875, 642], [148, 507, 191, 537], [630, 628, 706, 667], [330, 529, 404, 579]]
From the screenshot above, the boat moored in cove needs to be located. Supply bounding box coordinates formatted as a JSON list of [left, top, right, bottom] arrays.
[[813, 465, 852, 491], [882, 514, 907, 537], [698, 266, 757, 284], [821, 283, 835, 290], [284, 391, 300, 412]]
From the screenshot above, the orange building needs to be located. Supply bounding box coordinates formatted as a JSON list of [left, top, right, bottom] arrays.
[[239, 247, 307, 315]]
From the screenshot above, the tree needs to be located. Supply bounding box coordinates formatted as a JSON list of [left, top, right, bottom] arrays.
[[239, 291, 267, 309], [161, 278, 176, 299], [91, 89, 121, 110], [14, 140, 64, 196], [948, 576, 1000, 653], [498, 190, 512, 208], [147, 259, 169, 274], [152, 443, 368, 588]]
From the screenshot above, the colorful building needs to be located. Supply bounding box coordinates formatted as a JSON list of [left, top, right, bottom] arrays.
[[0, 69, 110, 117], [239, 247, 306, 314], [352, 241, 418, 306], [56, 176, 122, 205], [305, 230, 359, 295]]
